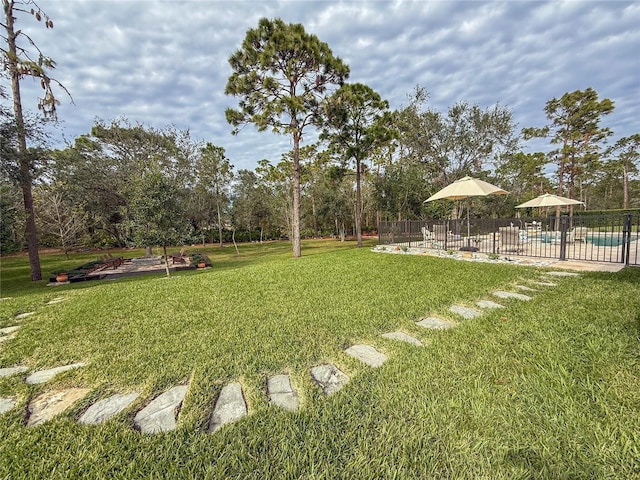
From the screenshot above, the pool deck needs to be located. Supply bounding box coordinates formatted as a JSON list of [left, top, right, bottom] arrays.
[[376, 243, 634, 273]]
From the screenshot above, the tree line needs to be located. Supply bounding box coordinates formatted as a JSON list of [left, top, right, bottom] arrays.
[[2, 7, 639, 278]]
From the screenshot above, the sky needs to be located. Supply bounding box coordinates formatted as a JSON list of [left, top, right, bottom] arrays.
[[9, 0, 640, 172]]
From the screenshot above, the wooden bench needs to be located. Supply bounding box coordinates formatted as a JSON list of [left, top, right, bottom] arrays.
[[90, 255, 123, 272], [171, 248, 187, 265]]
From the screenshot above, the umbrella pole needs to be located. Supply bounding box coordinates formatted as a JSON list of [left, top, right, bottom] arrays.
[[467, 201, 471, 247]]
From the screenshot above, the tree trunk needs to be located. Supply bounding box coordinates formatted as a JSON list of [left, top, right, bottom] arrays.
[[6, 4, 41, 280], [163, 244, 171, 277], [232, 228, 240, 256], [291, 130, 302, 257], [216, 199, 224, 247], [311, 191, 318, 237], [355, 158, 363, 247], [622, 162, 629, 209]]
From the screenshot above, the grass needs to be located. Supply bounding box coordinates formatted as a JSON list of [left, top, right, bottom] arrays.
[[1, 239, 639, 479]]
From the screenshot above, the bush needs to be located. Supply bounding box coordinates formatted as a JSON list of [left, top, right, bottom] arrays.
[[190, 252, 211, 267]]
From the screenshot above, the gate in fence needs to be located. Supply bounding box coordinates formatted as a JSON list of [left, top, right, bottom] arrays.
[[378, 213, 639, 266]]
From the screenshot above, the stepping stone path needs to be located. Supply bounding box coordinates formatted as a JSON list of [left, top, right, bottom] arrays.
[[476, 300, 505, 309], [515, 285, 537, 292], [0, 396, 17, 414], [27, 388, 91, 427], [0, 365, 28, 377], [546, 271, 580, 277], [0, 327, 19, 345], [0, 326, 20, 336], [311, 364, 349, 395], [345, 344, 387, 367], [0, 333, 17, 344], [26, 362, 87, 385], [492, 290, 532, 301], [0, 326, 19, 343], [381, 331, 423, 346], [209, 383, 247, 433], [0, 273, 583, 435], [79, 392, 140, 425], [134, 385, 188, 433], [416, 316, 456, 330], [267, 375, 299, 412], [449, 305, 482, 319], [530, 280, 557, 287], [46, 297, 66, 305]]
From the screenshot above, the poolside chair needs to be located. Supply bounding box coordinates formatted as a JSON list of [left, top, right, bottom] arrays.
[[431, 224, 448, 248], [421, 226, 434, 246], [432, 224, 447, 242], [568, 226, 588, 243], [498, 226, 524, 253]]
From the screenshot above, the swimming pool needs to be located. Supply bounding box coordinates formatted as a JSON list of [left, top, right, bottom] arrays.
[[585, 235, 630, 247], [539, 233, 636, 247], [540, 233, 561, 244]]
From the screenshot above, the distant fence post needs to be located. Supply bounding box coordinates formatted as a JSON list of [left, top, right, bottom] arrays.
[[622, 213, 632, 266], [559, 215, 569, 261]]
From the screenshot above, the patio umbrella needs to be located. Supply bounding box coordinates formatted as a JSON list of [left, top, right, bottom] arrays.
[[425, 176, 509, 249], [515, 193, 584, 208]]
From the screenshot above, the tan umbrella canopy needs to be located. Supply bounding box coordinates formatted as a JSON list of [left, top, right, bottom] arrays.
[[425, 176, 509, 247], [426, 176, 509, 202], [515, 193, 584, 208]]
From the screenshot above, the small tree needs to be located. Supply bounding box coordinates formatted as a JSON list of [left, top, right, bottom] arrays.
[[129, 169, 190, 277], [225, 17, 349, 257], [34, 182, 87, 258]]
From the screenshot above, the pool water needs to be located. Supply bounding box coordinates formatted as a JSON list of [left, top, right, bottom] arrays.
[[586, 235, 626, 247], [540, 233, 560, 243], [539, 233, 636, 247]]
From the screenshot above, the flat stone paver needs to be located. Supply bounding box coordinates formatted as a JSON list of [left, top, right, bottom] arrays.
[[134, 385, 189, 433], [492, 290, 532, 301], [476, 300, 505, 309], [46, 298, 66, 305], [15, 312, 35, 320], [546, 271, 580, 277], [0, 365, 29, 377], [25, 362, 87, 385], [381, 331, 423, 346], [267, 375, 299, 412], [530, 280, 557, 287], [515, 285, 537, 292], [0, 326, 20, 335], [449, 305, 482, 319], [416, 316, 456, 330], [79, 392, 140, 425], [208, 382, 247, 433], [0, 396, 17, 414], [310, 364, 349, 395], [0, 334, 16, 343], [345, 344, 387, 367], [27, 388, 91, 427]]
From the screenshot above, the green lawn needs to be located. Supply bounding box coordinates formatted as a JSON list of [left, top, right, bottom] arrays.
[[1, 240, 639, 479]]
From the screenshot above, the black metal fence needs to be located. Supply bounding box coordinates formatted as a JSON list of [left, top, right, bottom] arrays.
[[378, 213, 639, 266]]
